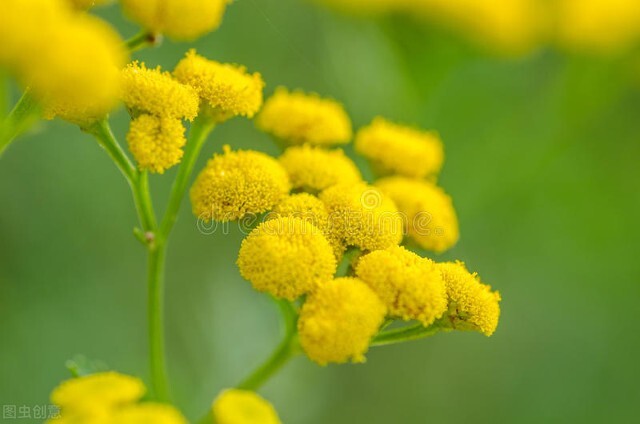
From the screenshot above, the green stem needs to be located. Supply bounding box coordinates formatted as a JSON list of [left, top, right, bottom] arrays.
[[371, 321, 447, 347], [125, 31, 161, 53], [148, 243, 170, 401], [0, 90, 40, 156]]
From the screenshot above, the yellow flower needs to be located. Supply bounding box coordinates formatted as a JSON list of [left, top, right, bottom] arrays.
[[237, 216, 337, 300], [375, 176, 459, 253], [437, 261, 501, 336], [67, 0, 111, 9], [127, 114, 186, 174], [121, 62, 199, 120], [111, 403, 188, 424], [256, 87, 352, 146], [174, 50, 264, 122], [212, 389, 281, 424], [356, 246, 448, 326], [298, 277, 386, 365], [319, 182, 403, 251], [120, 0, 229, 40], [51, 372, 145, 414], [279, 145, 362, 192], [355, 117, 444, 179], [191, 146, 291, 222]]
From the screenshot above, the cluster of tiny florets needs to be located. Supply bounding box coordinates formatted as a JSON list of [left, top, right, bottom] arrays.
[[127, 114, 187, 174], [212, 389, 281, 424]]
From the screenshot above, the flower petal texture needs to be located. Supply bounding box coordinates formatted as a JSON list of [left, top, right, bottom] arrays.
[[212, 389, 281, 424], [127, 114, 186, 174]]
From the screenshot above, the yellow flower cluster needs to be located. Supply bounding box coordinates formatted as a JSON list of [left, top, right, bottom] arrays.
[[174, 50, 265, 122], [48, 372, 187, 423], [191, 146, 291, 222], [256, 88, 353, 146], [0, 0, 126, 124], [127, 115, 187, 174], [212, 389, 282, 424], [120, 0, 229, 40]]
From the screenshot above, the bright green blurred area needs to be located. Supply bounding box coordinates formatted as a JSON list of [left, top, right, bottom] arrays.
[[1, 1, 640, 423]]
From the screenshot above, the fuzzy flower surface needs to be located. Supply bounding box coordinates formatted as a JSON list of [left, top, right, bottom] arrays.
[[191, 146, 290, 222], [356, 246, 448, 326], [127, 114, 186, 174], [298, 277, 387, 365], [376, 176, 459, 253], [256, 87, 352, 146], [237, 216, 337, 300], [279, 145, 362, 192], [212, 389, 281, 424], [110, 403, 188, 424], [355, 117, 444, 179], [174, 50, 264, 121], [437, 261, 501, 336]]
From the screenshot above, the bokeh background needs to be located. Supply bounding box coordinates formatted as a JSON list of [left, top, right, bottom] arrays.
[[2, 0, 640, 422]]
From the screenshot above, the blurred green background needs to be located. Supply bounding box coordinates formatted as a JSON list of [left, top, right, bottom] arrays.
[[2, 0, 640, 422]]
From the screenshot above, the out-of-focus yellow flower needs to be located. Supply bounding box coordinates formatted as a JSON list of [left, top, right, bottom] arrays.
[[127, 114, 186, 174], [121, 62, 199, 120], [298, 277, 386, 365], [256, 87, 352, 146], [437, 261, 501, 336], [191, 146, 290, 222], [120, 0, 229, 40], [174, 50, 264, 122], [355, 117, 444, 179], [237, 216, 337, 300], [67, 0, 111, 9], [356, 246, 448, 326], [212, 389, 281, 424], [110, 403, 188, 424], [320, 182, 403, 252], [375, 176, 459, 253], [279, 145, 361, 193]]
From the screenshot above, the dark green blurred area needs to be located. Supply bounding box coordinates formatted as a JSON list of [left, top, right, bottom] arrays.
[[1, 0, 640, 422]]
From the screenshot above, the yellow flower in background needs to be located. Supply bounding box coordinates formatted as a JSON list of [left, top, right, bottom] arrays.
[[320, 182, 403, 252], [355, 117, 443, 179], [111, 403, 188, 424], [279, 145, 362, 193], [190, 146, 290, 222], [120, 0, 229, 40], [437, 261, 501, 336], [174, 50, 264, 122], [356, 246, 448, 326], [256, 87, 352, 146], [121, 62, 199, 120], [298, 277, 386, 365], [237, 216, 337, 300], [127, 114, 186, 174], [212, 389, 281, 424], [375, 176, 459, 253]]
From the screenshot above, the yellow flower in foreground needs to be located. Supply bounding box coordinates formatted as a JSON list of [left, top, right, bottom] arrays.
[[437, 261, 501, 336], [237, 216, 337, 300], [127, 114, 186, 174], [256, 87, 352, 146], [174, 50, 264, 122], [320, 183, 403, 251], [213, 389, 281, 424], [51, 372, 145, 413], [121, 62, 199, 120], [375, 176, 459, 253], [120, 0, 229, 40], [279, 145, 361, 192], [298, 277, 386, 365], [355, 117, 444, 179], [356, 246, 448, 326], [111, 403, 188, 424], [191, 146, 290, 222]]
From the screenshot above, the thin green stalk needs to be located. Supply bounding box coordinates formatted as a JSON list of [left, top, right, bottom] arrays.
[[0, 90, 40, 156], [371, 321, 447, 347], [148, 243, 169, 401], [125, 31, 160, 52]]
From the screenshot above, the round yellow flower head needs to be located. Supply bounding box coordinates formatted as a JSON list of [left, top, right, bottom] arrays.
[[111, 403, 187, 424], [279, 145, 362, 193], [237, 216, 337, 300], [375, 176, 459, 253], [355, 117, 444, 179], [437, 261, 501, 336], [190, 146, 291, 222], [212, 389, 281, 424], [127, 114, 186, 174], [51, 371, 145, 414], [356, 246, 448, 326], [320, 182, 403, 251], [174, 50, 264, 122], [298, 277, 386, 365], [256, 87, 352, 146], [121, 62, 199, 120], [120, 0, 229, 40]]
